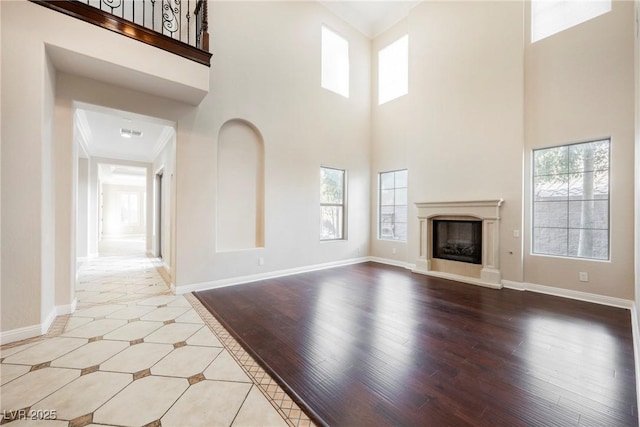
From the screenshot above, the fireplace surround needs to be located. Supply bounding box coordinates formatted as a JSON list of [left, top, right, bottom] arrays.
[[413, 199, 504, 289]]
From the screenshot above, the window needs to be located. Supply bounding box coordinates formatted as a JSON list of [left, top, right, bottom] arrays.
[[379, 169, 408, 241], [321, 26, 349, 98], [532, 139, 610, 260], [378, 34, 408, 105], [118, 192, 140, 226], [531, 0, 611, 43], [320, 167, 346, 240]]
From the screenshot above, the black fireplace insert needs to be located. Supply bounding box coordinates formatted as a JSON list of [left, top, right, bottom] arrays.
[[433, 220, 482, 264]]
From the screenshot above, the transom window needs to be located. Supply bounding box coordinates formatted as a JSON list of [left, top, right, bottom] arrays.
[[320, 167, 346, 240], [532, 139, 610, 260], [378, 34, 408, 105], [531, 0, 611, 43], [379, 169, 408, 241], [321, 26, 349, 98]]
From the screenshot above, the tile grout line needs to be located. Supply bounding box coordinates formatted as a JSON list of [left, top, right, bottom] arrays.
[[185, 293, 312, 427]]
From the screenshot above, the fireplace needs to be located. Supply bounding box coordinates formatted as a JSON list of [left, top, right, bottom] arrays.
[[413, 199, 504, 289], [433, 220, 482, 264]]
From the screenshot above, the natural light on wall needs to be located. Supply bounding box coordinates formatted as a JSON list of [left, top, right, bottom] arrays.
[[378, 35, 408, 105], [531, 0, 611, 43], [321, 26, 349, 98]]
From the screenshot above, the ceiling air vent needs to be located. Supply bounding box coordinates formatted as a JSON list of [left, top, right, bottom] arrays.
[[120, 128, 143, 138]]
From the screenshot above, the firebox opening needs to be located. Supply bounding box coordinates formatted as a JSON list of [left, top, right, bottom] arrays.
[[433, 219, 482, 265]]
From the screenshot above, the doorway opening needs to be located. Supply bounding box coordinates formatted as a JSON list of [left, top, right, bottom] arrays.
[[98, 163, 148, 256], [73, 103, 176, 306]]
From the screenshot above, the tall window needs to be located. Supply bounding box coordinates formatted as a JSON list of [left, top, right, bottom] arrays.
[[321, 26, 349, 98], [320, 167, 346, 240], [531, 0, 611, 43], [118, 192, 140, 226], [532, 139, 610, 260], [378, 34, 408, 105], [379, 169, 408, 241]]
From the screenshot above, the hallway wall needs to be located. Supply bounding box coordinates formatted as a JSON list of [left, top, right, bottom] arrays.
[[1, 0, 371, 339]]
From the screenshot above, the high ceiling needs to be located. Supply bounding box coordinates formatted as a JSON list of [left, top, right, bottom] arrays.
[[72, 2, 419, 171], [319, 1, 421, 38]]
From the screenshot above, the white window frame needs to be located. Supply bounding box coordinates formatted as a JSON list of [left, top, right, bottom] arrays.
[[320, 166, 346, 241], [378, 169, 408, 242], [531, 139, 610, 261]]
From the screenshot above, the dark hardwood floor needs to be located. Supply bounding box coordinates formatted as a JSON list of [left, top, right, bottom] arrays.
[[195, 262, 638, 426]]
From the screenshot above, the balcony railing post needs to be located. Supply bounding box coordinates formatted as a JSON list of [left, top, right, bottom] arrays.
[[201, 0, 208, 51], [194, 0, 208, 51]]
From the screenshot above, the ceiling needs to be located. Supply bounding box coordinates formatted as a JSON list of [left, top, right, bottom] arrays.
[[75, 104, 174, 164], [319, 1, 422, 38], [72, 1, 418, 173], [75, 104, 175, 187], [98, 164, 147, 186]]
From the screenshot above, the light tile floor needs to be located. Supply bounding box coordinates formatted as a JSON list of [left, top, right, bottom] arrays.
[[1, 248, 313, 427]]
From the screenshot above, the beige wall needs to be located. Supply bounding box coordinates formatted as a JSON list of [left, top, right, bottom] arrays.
[[0, 0, 636, 340], [370, 19, 410, 264], [635, 0, 640, 338], [178, 0, 371, 287], [371, 1, 525, 284], [152, 133, 176, 272], [76, 157, 89, 258], [0, 0, 199, 337], [2, 1, 50, 333], [1, 0, 371, 336], [217, 120, 265, 252], [524, 0, 635, 299]]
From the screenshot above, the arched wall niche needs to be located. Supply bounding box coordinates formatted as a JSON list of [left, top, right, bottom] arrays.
[[216, 119, 265, 251]]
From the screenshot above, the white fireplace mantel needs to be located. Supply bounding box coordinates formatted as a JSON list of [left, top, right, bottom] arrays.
[[413, 199, 504, 289]]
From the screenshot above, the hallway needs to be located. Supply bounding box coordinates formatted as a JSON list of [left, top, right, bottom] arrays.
[[0, 248, 310, 426]]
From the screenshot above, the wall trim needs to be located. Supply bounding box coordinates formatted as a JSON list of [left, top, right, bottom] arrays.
[[502, 280, 634, 310], [369, 256, 415, 270], [56, 298, 78, 316], [0, 300, 78, 345], [175, 257, 370, 295], [41, 307, 57, 335], [0, 323, 43, 345]]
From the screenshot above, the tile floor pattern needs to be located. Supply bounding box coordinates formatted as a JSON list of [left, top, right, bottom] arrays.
[[1, 251, 313, 427]]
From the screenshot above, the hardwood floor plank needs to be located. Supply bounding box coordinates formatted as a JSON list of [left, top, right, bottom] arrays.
[[195, 262, 638, 426]]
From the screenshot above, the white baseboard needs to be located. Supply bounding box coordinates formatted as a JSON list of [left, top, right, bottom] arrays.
[[56, 298, 78, 316], [502, 280, 634, 310], [174, 257, 369, 295], [368, 257, 414, 270], [501, 280, 525, 291], [1, 299, 78, 345], [0, 323, 43, 345], [41, 307, 57, 335]]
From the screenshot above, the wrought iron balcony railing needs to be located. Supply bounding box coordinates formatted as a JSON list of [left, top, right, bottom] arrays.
[[31, 0, 211, 66]]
